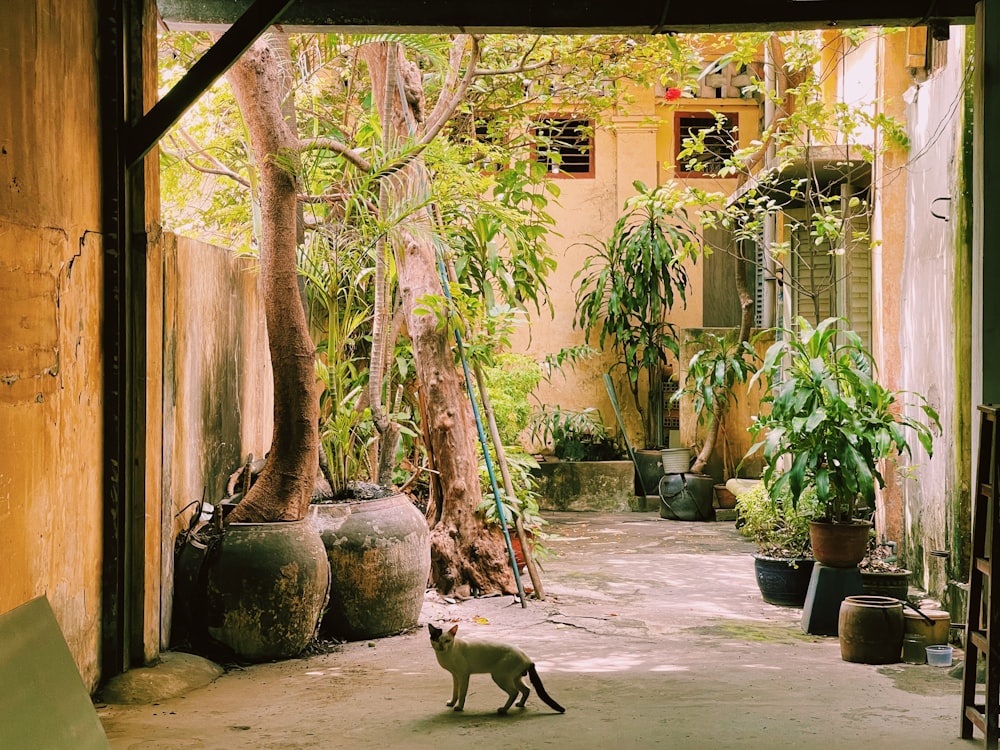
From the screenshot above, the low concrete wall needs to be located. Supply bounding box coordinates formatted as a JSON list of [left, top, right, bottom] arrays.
[[534, 459, 639, 512]]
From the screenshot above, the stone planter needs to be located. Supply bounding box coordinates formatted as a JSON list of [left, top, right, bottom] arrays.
[[534, 458, 637, 511]]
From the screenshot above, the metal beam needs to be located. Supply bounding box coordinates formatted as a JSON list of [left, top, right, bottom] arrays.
[[158, 0, 978, 33], [125, 0, 294, 167]]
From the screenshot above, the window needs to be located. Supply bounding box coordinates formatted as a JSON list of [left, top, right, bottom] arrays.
[[789, 210, 872, 351], [675, 112, 736, 176], [532, 118, 593, 177]]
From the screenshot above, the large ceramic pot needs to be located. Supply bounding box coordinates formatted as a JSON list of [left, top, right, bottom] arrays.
[[839, 595, 904, 664], [658, 472, 716, 521], [634, 449, 665, 496], [204, 518, 330, 662], [310, 493, 430, 641], [809, 519, 871, 568], [752, 554, 815, 607]]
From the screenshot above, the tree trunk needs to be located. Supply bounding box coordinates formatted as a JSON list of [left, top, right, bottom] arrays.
[[225, 36, 319, 523], [362, 41, 514, 595]]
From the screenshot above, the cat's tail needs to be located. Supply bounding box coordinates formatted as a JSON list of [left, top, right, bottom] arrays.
[[527, 664, 566, 713]]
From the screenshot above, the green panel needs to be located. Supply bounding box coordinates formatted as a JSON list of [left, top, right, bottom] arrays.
[[0, 597, 109, 750]]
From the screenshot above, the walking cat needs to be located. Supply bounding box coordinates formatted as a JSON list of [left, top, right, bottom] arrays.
[[428, 623, 566, 715]]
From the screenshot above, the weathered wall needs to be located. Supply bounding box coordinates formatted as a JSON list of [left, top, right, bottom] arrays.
[[514, 87, 760, 453], [0, 0, 105, 689], [895, 30, 971, 605], [160, 233, 273, 646]]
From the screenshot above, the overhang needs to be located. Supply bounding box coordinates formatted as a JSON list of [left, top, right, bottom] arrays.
[[727, 145, 872, 209], [158, 0, 977, 34]]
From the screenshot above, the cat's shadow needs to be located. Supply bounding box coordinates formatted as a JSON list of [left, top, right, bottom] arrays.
[[413, 707, 563, 728]]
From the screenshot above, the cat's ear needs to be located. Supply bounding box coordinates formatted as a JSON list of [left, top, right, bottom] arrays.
[[448, 624, 459, 636], [428, 624, 441, 638]]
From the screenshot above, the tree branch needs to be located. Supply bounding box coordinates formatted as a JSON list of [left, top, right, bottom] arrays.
[[298, 137, 372, 172], [421, 36, 481, 147], [163, 133, 251, 188]]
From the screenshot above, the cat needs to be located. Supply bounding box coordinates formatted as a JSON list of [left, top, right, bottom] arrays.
[[428, 623, 566, 715]]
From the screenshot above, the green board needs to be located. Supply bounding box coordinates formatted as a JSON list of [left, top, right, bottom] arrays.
[[0, 596, 109, 749]]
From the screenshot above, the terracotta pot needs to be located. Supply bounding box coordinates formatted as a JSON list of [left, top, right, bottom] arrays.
[[714, 483, 737, 509], [809, 519, 871, 568]]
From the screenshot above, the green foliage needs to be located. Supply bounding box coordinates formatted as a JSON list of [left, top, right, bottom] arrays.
[[747, 317, 941, 523], [736, 481, 820, 559], [476, 450, 551, 559], [479, 353, 544, 446], [675, 329, 759, 475], [676, 330, 758, 428], [527, 405, 621, 461], [574, 181, 711, 445]]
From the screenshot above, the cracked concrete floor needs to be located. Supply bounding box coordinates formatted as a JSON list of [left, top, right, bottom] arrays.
[[99, 512, 977, 750]]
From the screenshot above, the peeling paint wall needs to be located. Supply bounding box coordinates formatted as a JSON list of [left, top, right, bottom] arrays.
[[896, 31, 970, 603], [159, 233, 273, 646], [0, 0, 105, 690]]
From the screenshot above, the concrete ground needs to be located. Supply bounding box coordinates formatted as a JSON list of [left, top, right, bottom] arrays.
[[98, 512, 980, 750]]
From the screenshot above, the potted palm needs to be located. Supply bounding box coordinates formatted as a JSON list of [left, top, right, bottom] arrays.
[[674, 328, 758, 506], [737, 481, 820, 606], [747, 317, 940, 568], [574, 181, 704, 451]]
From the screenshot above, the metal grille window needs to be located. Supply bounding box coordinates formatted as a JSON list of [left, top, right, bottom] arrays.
[[532, 118, 594, 177], [675, 112, 736, 175]]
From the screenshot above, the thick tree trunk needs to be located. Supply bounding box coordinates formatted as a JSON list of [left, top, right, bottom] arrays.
[[398, 230, 514, 596], [225, 37, 319, 523], [362, 42, 514, 595]]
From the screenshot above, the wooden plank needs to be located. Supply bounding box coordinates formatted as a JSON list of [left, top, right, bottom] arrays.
[[0, 597, 109, 749]]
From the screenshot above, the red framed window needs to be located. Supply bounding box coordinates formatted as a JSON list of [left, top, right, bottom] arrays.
[[675, 112, 736, 176]]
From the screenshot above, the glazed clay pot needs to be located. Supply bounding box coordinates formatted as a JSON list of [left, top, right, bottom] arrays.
[[204, 518, 330, 662], [753, 554, 815, 607], [839, 595, 904, 664], [310, 493, 430, 641]]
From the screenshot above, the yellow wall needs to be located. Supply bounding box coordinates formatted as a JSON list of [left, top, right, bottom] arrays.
[[513, 88, 762, 452], [0, 0, 105, 689]]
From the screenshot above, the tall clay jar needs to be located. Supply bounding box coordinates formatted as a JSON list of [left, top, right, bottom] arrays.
[[839, 595, 904, 664], [204, 518, 330, 662], [310, 493, 430, 641]]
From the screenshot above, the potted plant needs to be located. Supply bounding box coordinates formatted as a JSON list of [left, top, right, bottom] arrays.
[[748, 317, 940, 568], [674, 328, 758, 506], [573, 181, 705, 450], [528, 405, 622, 462], [737, 481, 820, 606], [476, 451, 550, 566], [859, 536, 911, 601]]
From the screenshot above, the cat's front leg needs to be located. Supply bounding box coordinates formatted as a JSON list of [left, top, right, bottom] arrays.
[[452, 673, 470, 711], [447, 672, 460, 709]]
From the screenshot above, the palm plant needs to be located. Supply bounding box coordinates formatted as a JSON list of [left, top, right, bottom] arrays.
[[574, 180, 706, 448], [675, 329, 758, 475]]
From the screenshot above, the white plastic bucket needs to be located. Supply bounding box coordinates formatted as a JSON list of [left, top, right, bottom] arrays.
[[660, 448, 691, 474]]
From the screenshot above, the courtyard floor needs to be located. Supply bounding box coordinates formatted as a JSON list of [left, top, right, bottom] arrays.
[[99, 511, 979, 750]]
